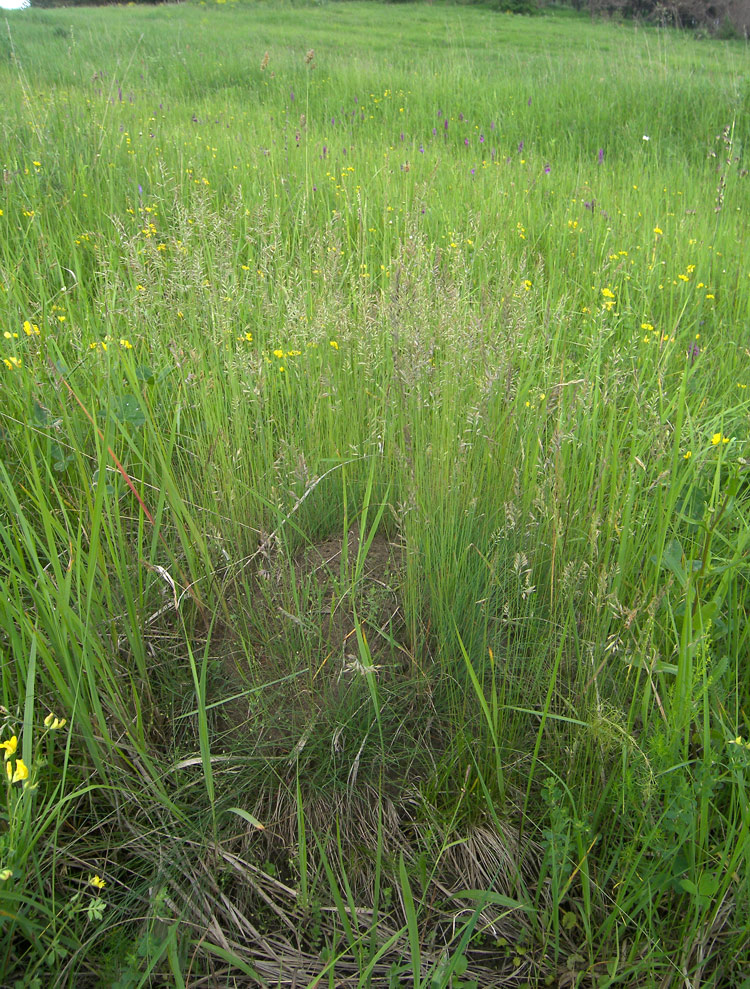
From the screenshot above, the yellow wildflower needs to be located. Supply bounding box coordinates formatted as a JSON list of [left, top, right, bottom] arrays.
[[44, 713, 67, 731], [0, 736, 18, 760], [89, 875, 106, 890], [6, 759, 29, 784]]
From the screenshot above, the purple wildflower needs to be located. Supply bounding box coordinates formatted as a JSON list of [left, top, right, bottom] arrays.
[[479, 134, 484, 143], [598, 148, 604, 164], [490, 121, 495, 130], [458, 112, 464, 121], [290, 90, 294, 101], [464, 137, 469, 147], [518, 141, 524, 153], [527, 97, 532, 106], [400, 132, 405, 141], [544, 164, 551, 174], [432, 128, 437, 136], [444, 119, 449, 131], [688, 342, 700, 363], [419, 144, 424, 153]]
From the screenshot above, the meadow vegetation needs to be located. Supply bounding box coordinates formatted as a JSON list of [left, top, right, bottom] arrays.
[[0, 2, 749, 985]]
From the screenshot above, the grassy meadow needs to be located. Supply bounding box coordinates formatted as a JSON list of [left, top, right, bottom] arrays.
[[1, 1, 750, 984]]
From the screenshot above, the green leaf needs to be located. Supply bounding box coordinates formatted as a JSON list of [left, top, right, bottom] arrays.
[[225, 806, 265, 830], [453, 953, 468, 976], [110, 394, 146, 427], [454, 889, 535, 913], [562, 909, 578, 930], [32, 401, 50, 425], [675, 486, 707, 527], [658, 538, 687, 587], [50, 441, 75, 472], [697, 873, 719, 897], [135, 364, 156, 384]]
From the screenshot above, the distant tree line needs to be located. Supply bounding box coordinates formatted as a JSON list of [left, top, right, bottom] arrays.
[[550, 0, 748, 33]]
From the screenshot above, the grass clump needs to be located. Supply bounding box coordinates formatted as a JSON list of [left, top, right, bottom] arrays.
[[0, 1, 749, 985]]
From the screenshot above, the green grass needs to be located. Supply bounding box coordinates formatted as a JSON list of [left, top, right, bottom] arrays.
[[1, 1, 749, 984]]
